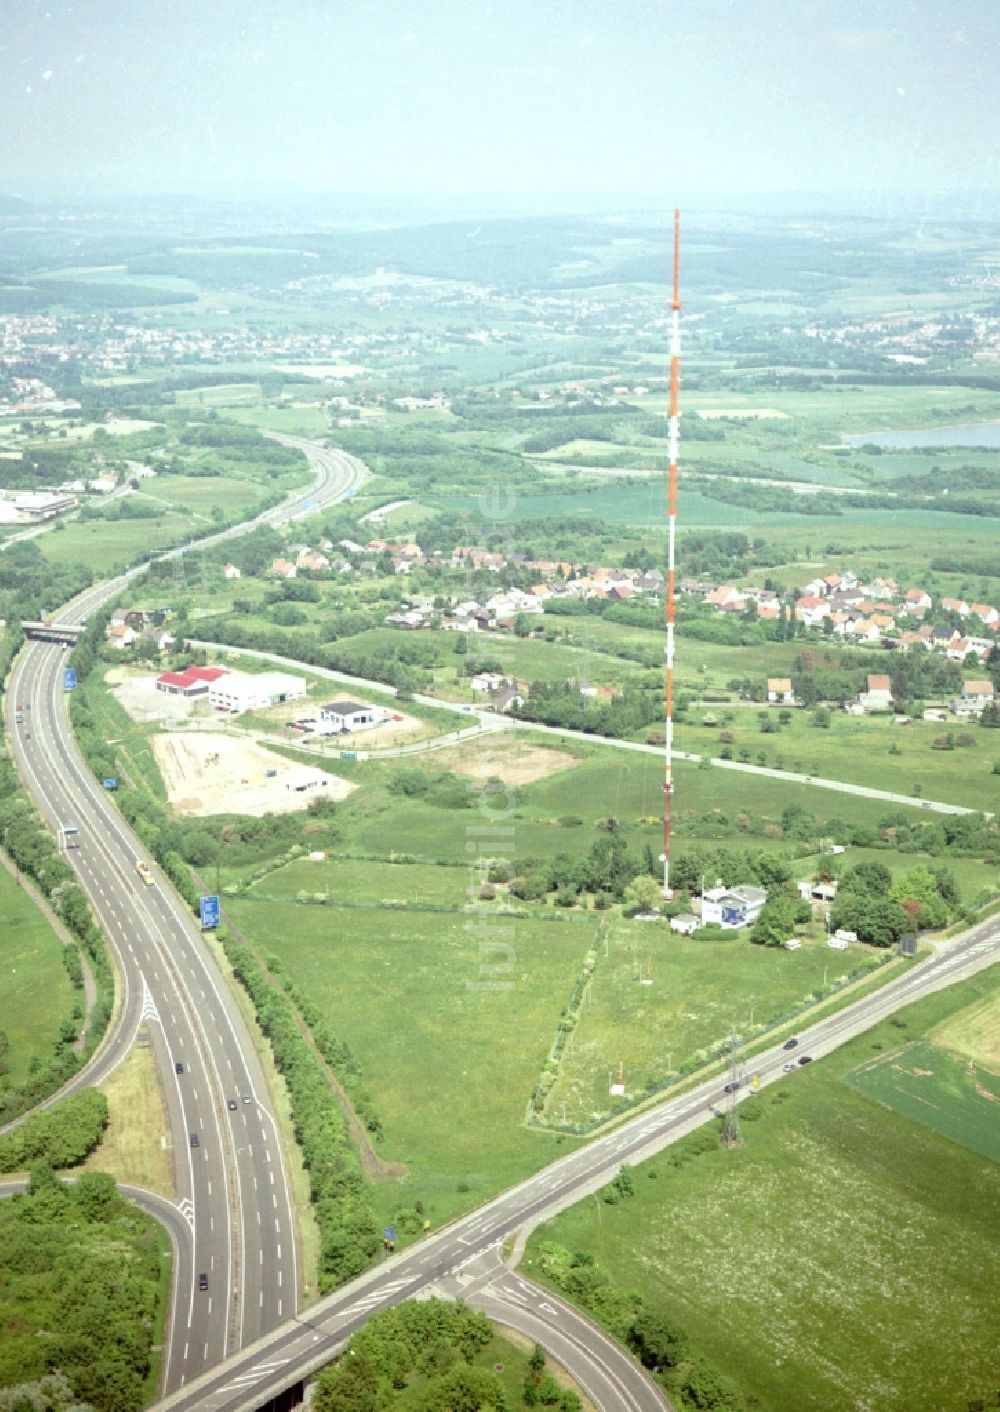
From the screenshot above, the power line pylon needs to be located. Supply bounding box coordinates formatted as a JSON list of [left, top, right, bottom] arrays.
[[721, 1030, 746, 1148]]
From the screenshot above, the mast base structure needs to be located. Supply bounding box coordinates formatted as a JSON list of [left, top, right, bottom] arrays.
[[662, 208, 681, 900]]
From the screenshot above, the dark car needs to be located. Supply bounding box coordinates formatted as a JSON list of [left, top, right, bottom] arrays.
[[190, 1132, 199, 1148], [723, 1080, 741, 1094], [198, 1273, 208, 1291], [227, 1098, 238, 1112], [783, 1038, 799, 1051], [175, 1061, 184, 1074], [798, 1055, 813, 1066]]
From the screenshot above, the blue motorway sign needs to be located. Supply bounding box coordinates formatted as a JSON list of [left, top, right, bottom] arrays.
[[383, 1225, 396, 1243], [199, 894, 221, 929], [102, 777, 118, 791], [63, 667, 77, 690], [303, 497, 316, 509]]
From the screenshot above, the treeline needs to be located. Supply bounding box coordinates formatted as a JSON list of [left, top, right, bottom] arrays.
[[313, 1298, 583, 1412], [0, 539, 93, 628], [0, 569, 112, 1123], [0, 738, 112, 1121], [929, 553, 999, 579], [194, 615, 433, 696], [0, 1165, 162, 1411], [828, 860, 959, 945], [791, 646, 962, 707], [513, 681, 661, 738], [700, 479, 998, 521], [0, 1090, 108, 1172], [223, 941, 380, 1290]]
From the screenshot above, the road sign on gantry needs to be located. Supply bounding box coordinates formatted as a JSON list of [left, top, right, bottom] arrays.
[[199, 894, 221, 929], [63, 667, 77, 690]]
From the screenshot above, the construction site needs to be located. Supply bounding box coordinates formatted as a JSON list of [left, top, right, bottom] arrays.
[[151, 732, 355, 817]]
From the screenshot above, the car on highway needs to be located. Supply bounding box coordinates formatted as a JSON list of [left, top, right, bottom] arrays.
[[783, 1037, 799, 1050], [782, 1061, 797, 1072], [190, 1132, 199, 1148], [723, 1080, 741, 1094], [175, 1061, 184, 1074], [798, 1055, 813, 1066], [227, 1098, 238, 1111], [243, 1093, 252, 1104], [136, 859, 154, 885], [198, 1273, 208, 1291]]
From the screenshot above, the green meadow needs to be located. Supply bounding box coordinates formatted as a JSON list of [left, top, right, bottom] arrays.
[[527, 968, 1000, 1412]]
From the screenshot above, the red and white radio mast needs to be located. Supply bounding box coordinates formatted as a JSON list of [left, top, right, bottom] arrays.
[[661, 209, 681, 896]]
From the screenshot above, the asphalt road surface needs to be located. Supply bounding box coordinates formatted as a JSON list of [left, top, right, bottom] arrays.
[[153, 913, 998, 1412], [3, 437, 366, 1392]]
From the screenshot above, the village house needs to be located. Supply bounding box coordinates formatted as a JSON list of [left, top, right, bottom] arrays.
[[269, 558, 297, 579], [903, 588, 932, 613], [856, 674, 894, 714], [794, 595, 830, 627], [971, 603, 998, 629], [385, 608, 428, 630], [941, 596, 970, 618], [767, 677, 797, 705], [223, 563, 241, 579], [107, 622, 136, 650], [953, 680, 995, 716], [297, 551, 330, 573], [706, 585, 745, 610]]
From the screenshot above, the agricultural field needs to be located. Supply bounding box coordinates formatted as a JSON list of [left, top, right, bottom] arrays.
[[846, 1038, 1000, 1162], [546, 922, 890, 1126], [0, 866, 75, 1090], [675, 709, 999, 811], [222, 896, 593, 1226], [527, 968, 1000, 1412]]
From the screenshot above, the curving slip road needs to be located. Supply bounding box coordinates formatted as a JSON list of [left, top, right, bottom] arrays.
[[3, 438, 366, 1394]]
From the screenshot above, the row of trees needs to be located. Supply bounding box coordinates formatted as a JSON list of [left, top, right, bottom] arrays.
[[223, 940, 380, 1290]]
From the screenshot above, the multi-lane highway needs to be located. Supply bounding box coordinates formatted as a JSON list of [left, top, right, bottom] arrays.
[[3, 437, 367, 1393], [153, 910, 998, 1412], [5, 432, 998, 1410]]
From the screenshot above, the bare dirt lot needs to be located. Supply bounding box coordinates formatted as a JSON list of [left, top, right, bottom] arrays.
[[429, 739, 577, 785], [151, 732, 355, 817]]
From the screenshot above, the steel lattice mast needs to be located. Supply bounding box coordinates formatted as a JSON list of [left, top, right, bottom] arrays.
[[661, 209, 681, 896]]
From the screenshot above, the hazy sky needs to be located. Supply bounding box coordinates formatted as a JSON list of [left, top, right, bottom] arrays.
[[3, 0, 997, 201]]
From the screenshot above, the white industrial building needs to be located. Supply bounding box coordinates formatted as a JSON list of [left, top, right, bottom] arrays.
[[209, 669, 307, 714], [318, 699, 382, 732], [700, 884, 768, 929]]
